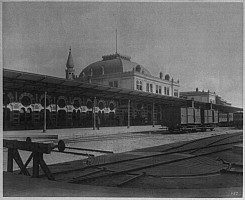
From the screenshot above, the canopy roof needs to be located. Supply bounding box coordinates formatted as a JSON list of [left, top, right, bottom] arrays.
[[3, 68, 243, 112]]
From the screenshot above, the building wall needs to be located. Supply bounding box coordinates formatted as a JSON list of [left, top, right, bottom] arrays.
[[180, 92, 217, 104], [3, 89, 162, 130], [134, 73, 179, 97], [184, 95, 209, 103], [89, 71, 180, 97]]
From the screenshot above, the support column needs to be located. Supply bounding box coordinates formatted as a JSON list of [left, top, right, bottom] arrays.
[[93, 97, 96, 130], [55, 97, 58, 128], [127, 99, 130, 128], [152, 102, 155, 127], [43, 91, 47, 133], [4, 103, 7, 130]]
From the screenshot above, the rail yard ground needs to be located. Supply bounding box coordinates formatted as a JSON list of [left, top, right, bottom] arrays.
[[3, 125, 243, 197]]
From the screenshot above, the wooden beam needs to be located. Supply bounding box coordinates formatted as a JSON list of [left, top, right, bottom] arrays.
[[32, 152, 40, 178], [39, 153, 55, 180], [13, 149, 30, 176], [3, 140, 53, 154]]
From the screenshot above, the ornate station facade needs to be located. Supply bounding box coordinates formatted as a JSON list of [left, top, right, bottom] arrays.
[[3, 49, 242, 130]]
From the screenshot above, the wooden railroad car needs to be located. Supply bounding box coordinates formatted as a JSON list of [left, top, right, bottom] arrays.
[[162, 107, 215, 133]]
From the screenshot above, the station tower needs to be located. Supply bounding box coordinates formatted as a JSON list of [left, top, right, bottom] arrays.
[[65, 47, 75, 80]]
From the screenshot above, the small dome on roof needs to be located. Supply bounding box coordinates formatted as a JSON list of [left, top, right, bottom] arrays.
[[79, 53, 151, 78]]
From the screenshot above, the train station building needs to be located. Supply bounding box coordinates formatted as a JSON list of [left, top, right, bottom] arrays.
[[180, 88, 232, 106], [3, 49, 242, 131]]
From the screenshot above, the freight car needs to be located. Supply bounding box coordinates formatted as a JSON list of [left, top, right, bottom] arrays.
[[233, 111, 243, 129], [218, 112, 234, 127], [162, 107, 217, 133]]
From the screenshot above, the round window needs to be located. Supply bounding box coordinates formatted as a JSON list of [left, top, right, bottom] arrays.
[[21, 96, 31, 107], [99, 102, 104, 110], [73, 100, 80, 109], [58, 99, 66, 108], [109, 103, 115, 110], [87, 100, 93, 109]]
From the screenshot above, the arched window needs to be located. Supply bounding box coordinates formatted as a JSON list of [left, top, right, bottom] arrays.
[[150, 84, 153, 93], [136, 80, 142, 91]]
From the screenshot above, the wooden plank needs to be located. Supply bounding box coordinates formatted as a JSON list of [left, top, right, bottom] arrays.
[[3, 139, 53, 154], [117, 173, 145, 187]]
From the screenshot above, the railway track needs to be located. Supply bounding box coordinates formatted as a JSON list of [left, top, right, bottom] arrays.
[[70, 147, 233, 184], [51, 132, 242, 179]]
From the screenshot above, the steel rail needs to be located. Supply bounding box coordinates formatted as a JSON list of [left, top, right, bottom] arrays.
[[160, 132, 242, 153], [65, 146, 114, 154], [189, 133, 241, 154], [51, 138, 241, 176], [52, 149, 94, 157], [71, 147, 233, 183]]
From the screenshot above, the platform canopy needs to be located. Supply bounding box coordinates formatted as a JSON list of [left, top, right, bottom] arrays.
[[3, 68, 243, 112], [3, 69, 187, 106]]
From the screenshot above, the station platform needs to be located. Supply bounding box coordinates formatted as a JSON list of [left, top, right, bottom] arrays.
[[3, 125, 164, 140], [3, 172, 242, 197]]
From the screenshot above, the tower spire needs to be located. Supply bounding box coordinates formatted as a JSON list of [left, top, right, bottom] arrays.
[[66, 47, 74, 68], [66, 47, 75, 80]]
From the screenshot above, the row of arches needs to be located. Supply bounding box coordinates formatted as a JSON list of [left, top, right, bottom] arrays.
[[4, 92, 117, 110], [3, 93, 163, 130], [3, 106, 117, 130]]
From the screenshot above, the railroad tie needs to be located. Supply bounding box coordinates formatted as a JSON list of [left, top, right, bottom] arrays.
[[116, 172, 146, 187], [68, 167, 107, 183]]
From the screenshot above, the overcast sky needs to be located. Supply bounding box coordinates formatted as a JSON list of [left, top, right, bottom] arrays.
[[3, 2, 243, 107]]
